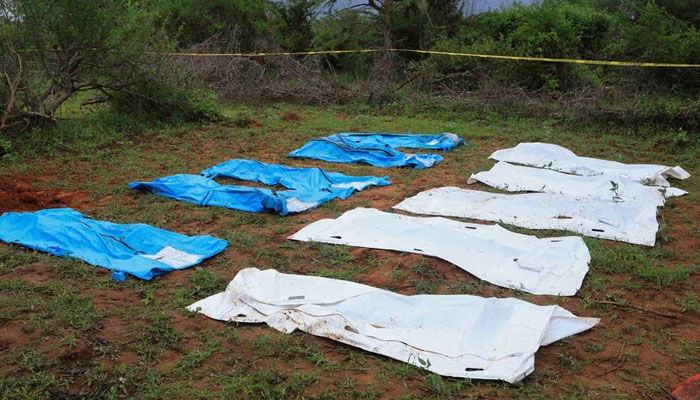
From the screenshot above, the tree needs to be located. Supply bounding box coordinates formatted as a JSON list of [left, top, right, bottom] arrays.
[[0, 0, 215, 132], [151, 0, 272, 50], [317, 0, 465, 68], [658, 0, 700, 27], [318, 0, 405, 67], [272, 0, 316, 52], [392, 0, 464, 50], [595, 0, 700, 27], [0, 0, 158, 128]]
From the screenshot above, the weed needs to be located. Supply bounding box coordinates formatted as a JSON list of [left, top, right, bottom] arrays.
[[189, 268, 226, 298], [677, 293, 700, 313], [557, 351, 583, 372], [424, 373, 447, 394]]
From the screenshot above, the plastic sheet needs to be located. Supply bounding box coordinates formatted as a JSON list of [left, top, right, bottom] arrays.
[[202, 159, 390, 201], [0, 208, 227, 280], [129, 174, 292, 214], [490, 142, 690, 186], [468, 161, 687, 206], [188, 268, 598, 383], [130, 159, 390, 215], [289, 208, 589, 295], [394, 187, 660, 246], [288, 132, 464, 169]]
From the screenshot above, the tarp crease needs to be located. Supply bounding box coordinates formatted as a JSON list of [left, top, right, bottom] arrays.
[[188, 268, 598, 383]]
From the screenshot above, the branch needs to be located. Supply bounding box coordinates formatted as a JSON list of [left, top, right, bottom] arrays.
[[367, 0, 381, 11], [595, 300, 679, 319], [80, 96, 107, 107], [0, 119, 25, 131], [0, 45, 22, 131], [396, 70, 427, 92], [18, 110, 57, 124], [595, 341, 626, 377], [71, 80, 97, 91], [46, 87, 74, 116], [335, 3, 370, 12]]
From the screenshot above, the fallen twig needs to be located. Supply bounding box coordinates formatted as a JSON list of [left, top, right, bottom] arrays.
[[80, 96, 108, 107], [659, 383, 680, 400], [595, 300, 679, 319], [596, 340, 626, 377]]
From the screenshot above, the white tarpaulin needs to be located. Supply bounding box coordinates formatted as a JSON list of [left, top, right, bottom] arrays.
[[289, 208, 589, 295], [394, 187, 659, 246], [490, 142, 690, 186], [188, 268, 599, 383], [468, 161, 687, 206]]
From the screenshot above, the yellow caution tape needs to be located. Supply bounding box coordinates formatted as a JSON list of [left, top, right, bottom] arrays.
[[156, 49, 382, 57], [398, 49, 700, 68], [158, 48, 700, 68]]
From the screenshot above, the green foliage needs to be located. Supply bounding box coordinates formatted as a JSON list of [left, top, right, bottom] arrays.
[[597, 0, 700, 28], [18, 0, 149, 59], [271, 0, 315, 52], [677, 293, 700, 313], [110, 63, 220, 124], [311, 10, 382, 75], [152, 0, 272, 49], [422, 0, 614, 91], [601, 1, 700, 92], [0, 135, 10, 155], [0, 0, 219, 145], [3, 0, 700, 150], [419, 0, 700, 93], [423, 373, 446, 394], [6, 107, 145, 154], [391, 0, 464, 50], [10, 0, 157, 104]]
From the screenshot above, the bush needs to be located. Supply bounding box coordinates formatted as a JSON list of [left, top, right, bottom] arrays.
[[175, 41, 355, 105], [601, 1, 700, 93], [420, 1, 613, 91], [110, 62, 220, 124], [0, 0, 220, 145], [416, 0, 700, 94], [311, 10, 382, 76], [152, 0, 272, 50]]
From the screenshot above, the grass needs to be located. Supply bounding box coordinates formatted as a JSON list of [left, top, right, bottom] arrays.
[[0, 101, 699, 399]]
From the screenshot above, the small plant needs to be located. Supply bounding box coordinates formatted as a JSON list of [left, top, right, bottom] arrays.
[[677, 293, 700, 313], [583, 341, 604, 353], [189, 268, 226, 297], [557, 352, 582, 372], [671, 128, 691, 149], [424, 373, 447, 394]]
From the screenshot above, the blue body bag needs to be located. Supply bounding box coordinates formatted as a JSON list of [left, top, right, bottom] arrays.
[[0, 208, 227, 280]]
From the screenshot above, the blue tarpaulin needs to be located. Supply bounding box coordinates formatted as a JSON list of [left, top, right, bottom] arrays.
[[288, 132, 465, 168], [130, 161, 390, 215], [129, 174, 290, 214], [0, 208, 227, 280]]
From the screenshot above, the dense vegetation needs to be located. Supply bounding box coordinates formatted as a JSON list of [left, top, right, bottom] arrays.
[[1, 0, 699, 151]]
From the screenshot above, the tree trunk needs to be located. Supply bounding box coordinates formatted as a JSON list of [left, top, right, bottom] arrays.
[[46, 85, 74, 116], [380, 0, 393, 70]]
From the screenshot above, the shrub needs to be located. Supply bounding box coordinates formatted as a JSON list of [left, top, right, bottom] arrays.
[[0, 0, 220, 143], [417, 0, 700, 94], [420, 1, 613, 91], [311, 10, 382, 76], [110, 61, 220, 124]]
